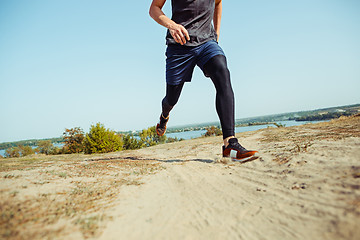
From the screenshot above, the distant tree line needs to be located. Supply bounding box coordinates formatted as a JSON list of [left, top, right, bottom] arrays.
[[294, 111, 354, 121], [1, 123, 183, 158], [0, 137, 63, 151]]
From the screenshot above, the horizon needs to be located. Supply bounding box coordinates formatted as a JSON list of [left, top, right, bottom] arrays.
[[1, 0, 359, 143], [1, 102, 358, 144]]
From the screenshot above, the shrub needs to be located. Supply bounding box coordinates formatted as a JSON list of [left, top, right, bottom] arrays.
[[83, 123, 123, 154], [204, 126, 222, 137], [122, 134, 144, 150], [5, 145, 35, 158], [48, 146, 63, 155], [18, 145, 35, 156], [36, 140, 54, 155], [139, 126, 166, 147], [5, 147, 21, 158], [63, 127, 85, 153], [166, 137, 183, 143]]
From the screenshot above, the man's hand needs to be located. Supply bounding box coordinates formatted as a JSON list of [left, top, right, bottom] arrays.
[[150, 0, 190, 45], [169, 24, 190, 45]]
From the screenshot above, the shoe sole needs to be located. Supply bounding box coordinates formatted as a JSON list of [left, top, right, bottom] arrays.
[[231, 152, 260, 163], [156, 124, 166, 137], [156, 129, 165, 137]]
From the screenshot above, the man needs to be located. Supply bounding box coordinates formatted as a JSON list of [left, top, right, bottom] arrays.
[[149, 0, 258, 160]]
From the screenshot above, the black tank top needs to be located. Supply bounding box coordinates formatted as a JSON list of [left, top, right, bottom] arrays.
[[166, 0, 217, 46]]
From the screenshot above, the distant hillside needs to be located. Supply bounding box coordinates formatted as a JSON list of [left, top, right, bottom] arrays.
[[292, 104, 360, 121], [235, 104, 360, 123], [165, 103, 360, 133]]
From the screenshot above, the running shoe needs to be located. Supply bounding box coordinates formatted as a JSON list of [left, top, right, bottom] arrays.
[[156, 114, 169, 136], [223, 138, 258, 161]]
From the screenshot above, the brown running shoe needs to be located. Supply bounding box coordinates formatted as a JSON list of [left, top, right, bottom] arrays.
[[156, 114, 169, 136], [223, 138, 258, 161]]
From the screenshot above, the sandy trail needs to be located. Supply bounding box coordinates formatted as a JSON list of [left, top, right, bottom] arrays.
[[1, 117, 359, 240], [99, 118, 360, 240]]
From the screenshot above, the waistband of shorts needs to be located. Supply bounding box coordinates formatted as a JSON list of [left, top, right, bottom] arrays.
[[166, 40, 217, 51]]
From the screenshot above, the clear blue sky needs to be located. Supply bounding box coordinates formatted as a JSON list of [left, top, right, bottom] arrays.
[[1, 0, 359, 143]]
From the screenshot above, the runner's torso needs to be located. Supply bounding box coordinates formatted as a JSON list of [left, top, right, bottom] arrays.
[[166, 0, 217, 46]]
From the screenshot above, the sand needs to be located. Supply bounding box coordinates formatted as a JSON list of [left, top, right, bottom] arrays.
[[1, 115, 360, 239]]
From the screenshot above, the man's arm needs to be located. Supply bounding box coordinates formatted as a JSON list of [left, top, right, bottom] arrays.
[[214, 0, 222, 41], [149, 0, 190, 45]]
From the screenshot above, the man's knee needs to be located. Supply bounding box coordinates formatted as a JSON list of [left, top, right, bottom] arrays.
[[204, 55, 229, 78], [163, 96, 177, 108], [213, 64, 230, 80]]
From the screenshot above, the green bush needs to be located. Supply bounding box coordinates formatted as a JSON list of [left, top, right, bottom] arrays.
[[83, 123, 123, 154], [139, 126, 166, 147], [4, 145, 34, 158], [48, 146, 63, 155], [19, 145, 35, 156], [122, 134, 144, 150], [36, 140, 54, 155]]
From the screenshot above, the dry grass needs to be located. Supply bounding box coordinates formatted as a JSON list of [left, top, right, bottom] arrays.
[[259, 114, 360, 164], [1, 114, 359, 238], [0, 156, 164, 239]]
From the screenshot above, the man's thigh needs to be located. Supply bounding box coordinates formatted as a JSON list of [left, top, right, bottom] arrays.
[[166, 46, 197, 85]]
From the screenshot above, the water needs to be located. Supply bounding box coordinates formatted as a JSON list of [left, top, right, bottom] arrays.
[[166, 120, 323, 140], [166, 129, 207, 140]]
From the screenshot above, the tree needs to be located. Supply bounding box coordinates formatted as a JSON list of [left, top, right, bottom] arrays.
[[63, 127, 85, 153], [83, 123, 123, 154]]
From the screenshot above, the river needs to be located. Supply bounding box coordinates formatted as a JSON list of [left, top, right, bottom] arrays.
[[166, 120, 323, 140]]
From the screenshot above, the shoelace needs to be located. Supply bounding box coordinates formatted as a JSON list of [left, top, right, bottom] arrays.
[[229, 142, 247, 152]]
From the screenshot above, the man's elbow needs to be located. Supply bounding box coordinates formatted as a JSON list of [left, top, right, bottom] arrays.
[[149, 6, 153, 18], [149, 5, 156, 19], [215, 0, 222, 8]]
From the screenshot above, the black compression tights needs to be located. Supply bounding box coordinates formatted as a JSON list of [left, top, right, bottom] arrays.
[[161, 55, 235, 139]]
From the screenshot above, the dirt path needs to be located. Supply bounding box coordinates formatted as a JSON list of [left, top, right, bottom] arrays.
[[1, 116, 359, 240], [99, 118, 360, 240]]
